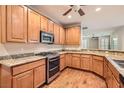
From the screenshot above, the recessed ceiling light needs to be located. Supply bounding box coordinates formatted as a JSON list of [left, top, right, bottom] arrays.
[[68, 15, 72, 19], [96, 8, 101, 12]]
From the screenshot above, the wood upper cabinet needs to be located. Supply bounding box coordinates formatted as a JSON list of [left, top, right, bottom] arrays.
[[7, 5, 27, 43], [59, 26, 65, 45], [81, 54, 92, 71], [54, 23, 60, 44], [66, 53, 72, 67], [13, 70, 33, 88], [34, 64, 46, 88], [60, 54, 66, 71], [72, 54, 81, 69], [66, 26, 80, 45], [0, 5, 6, 43], [48, 20, 54, 33], [92, 56, 104, 76], [28, 9, 40, 43], [40, 15, 48, 32]]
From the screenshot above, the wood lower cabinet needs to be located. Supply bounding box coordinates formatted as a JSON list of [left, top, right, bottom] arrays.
[[72, 54, 81, 69], [13, 70, 33, 88], [81, 54, 92, 71], [40, 15, 48, 32], [92, 56, 104, 76], [34, 65, 46, 88], [7, 5, 27, 43], [60, 54, 66, 71], [1, 59, 46, 88], [28, 9, 40, 43], [66, 53, 72, 67]]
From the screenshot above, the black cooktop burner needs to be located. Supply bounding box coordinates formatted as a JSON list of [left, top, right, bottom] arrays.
[[35, 52, 59, 58]]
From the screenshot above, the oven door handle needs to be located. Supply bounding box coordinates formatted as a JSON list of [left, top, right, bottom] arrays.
[[49, 66, 59, 71], [49, 58, 60, 62]]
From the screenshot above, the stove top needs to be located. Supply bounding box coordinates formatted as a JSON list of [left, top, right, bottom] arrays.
[[35, 52, 59, 58]]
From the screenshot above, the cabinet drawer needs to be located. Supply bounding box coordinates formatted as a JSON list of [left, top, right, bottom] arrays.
[[12, 59, 45, 75], [93, 55, 104, 61], [72, 54, 80, 57], [81, 54, 91, 58]]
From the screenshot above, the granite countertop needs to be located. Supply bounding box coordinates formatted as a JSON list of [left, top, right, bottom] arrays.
[[0, 56, 46, 67]]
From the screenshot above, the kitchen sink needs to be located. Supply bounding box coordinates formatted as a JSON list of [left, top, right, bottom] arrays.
[[113, 59, 124, 68]]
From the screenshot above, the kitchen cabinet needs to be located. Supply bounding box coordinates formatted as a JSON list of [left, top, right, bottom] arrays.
[[81, 54, 92, 71], [13, 70, 33, 88], [72, 54, 81, 69], [66, 53, 72, 67], [54, 23, 60, 44], [92, 56, 104, 76], [28, 9, 40, 43], [1, 59, 46, 88], [48, 20, 54, 33], [34, 65, 46, 88], [7, 5, 27, 43], [0, 5, 6, 43], [59, 26, 65, 45], [40, 15, 48, 32], [65, 26, 80, 45], [60, 54, 66, 71]]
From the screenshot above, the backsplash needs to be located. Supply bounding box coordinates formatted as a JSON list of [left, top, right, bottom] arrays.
[[0, 43, 64, 56]]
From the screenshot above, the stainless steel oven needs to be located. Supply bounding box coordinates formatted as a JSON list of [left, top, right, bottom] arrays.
[[40, 31, 54, 44]]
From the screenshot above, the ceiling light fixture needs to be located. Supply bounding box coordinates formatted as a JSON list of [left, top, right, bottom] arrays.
[[68, 15, 72, 19], [95, 8, 101, 12]]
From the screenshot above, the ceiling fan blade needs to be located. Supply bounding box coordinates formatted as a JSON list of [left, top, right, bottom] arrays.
[[78, 8, 85, 16], [63, 8, 72, 16]]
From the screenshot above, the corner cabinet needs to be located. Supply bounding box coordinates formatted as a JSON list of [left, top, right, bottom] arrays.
[[65, 26, 81, 45], [7, 5, 27, 43], [28, 9, 40, 43]]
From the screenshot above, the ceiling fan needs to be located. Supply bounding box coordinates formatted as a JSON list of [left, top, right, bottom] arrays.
[[63, 5, 85, 16]]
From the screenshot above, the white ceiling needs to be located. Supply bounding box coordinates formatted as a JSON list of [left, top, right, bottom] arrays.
[[30, 5, 124, 30]]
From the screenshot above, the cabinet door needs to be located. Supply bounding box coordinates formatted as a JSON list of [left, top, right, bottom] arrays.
[[59, 27, 65, 45], [72, 55, 81, 68], [81, 55, 92, 71], [60, 55, 66, 71], [28, 9, 40, 43], [7, 5, 27, 42], [40, 15, 48, 32], [34, 65, 46, 88], [66, 54, 72, 67], [48, 20, 54, 33], [106, 68, 113, 88], [66, 26, 80, 45], [93, 59, 103, 76], [13, 70, 33, 88], [0, 5, 6, 43], [54, 23, 60, 44]]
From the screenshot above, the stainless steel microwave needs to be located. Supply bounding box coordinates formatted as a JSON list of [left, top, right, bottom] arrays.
[[40, 31, 54, 44]]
